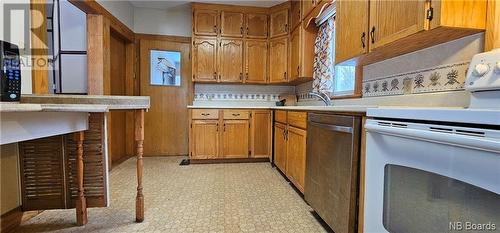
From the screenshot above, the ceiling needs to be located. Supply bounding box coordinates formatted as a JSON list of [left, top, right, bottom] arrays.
[[128, 0, 287, 10]]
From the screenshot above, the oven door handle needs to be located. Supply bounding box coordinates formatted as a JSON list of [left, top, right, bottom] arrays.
[[365, 123, 500, 153]]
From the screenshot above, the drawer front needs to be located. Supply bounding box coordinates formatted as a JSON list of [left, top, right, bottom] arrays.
[[275, 110, 287, 123], [192, 109, 219, 119], [287, 111, 307, 129], [223, 110, 250, 119]]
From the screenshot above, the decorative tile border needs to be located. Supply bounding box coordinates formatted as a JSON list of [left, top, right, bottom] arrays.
[[362, 62, 469, 97], [194, 93, 280, 102]]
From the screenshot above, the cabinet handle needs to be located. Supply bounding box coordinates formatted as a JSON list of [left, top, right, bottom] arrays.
[[246, 73, 249, 80], [239, 73, 243, 81], [246, 27, 249, 35], [240, 26, 244, 35], [361, 32, 366, 48], [283, 71, 287, 80], [213, 72, 217, 80], [370, 26, 375, 44], [213, 25, 217, 33], [285, 24, 288, 32], [201, 113, 211, 116], [232, 113, 240, 116], [297, 66, 300, 76], [219, 74, 221, 80], [216, 123, 219, 131], [223, 123, 226, 132]]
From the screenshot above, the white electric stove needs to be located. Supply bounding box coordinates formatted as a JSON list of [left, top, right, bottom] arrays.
[[364, 49, 500, 233]]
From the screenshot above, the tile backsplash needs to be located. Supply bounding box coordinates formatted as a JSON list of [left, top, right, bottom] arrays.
[[193, 84, 295, 105], [362, 61, 469, 97]]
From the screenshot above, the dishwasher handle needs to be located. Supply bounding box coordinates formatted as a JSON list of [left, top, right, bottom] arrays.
[[309, 121, 353, 134]]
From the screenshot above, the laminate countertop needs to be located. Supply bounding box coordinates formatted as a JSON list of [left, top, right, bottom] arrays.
[[1, 94, 150, 113], [187, 105, 372, 114]]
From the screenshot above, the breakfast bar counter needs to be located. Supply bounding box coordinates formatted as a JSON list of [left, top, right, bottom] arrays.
[[0, 94, 150, 226]]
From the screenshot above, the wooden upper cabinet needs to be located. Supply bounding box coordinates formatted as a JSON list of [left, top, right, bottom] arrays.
[[222, 120, 249, 158], [289, 27, 301, 81], [251, 110, 272, 158], [269, 37, 288, 83], [194, 9, 219, 36], [301, 0, 315, 19], [219, 39, 244, 82], [429, 0, 487, 30], [246, 13, 268, 39], [286, 126, 307, 193], [221, 11, 244, 37], [335, 0, 369, 64], [245, 40, 268, 83], [290, 1, 301, 31], [192, 38, 217, 82], [191, 120, 219, 159], [274, 122, 287, 172], [369, 0, 426, 50], [270, 9, 289, 38]]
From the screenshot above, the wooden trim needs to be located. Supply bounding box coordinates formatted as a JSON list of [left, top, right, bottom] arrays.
[[69, 0, 134, 42], [30, 0, 49, 94], [331, 94, 362, 100], [190, 157, 269, 164], [485, 0, 500, 51], [87, 14, 111, 95], [135, 33, 192, 43], [1, 207, 42, 233], [191, 2, 269, 13]]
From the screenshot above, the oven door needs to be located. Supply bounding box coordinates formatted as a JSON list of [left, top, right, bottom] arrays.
[[364, 119, 500, 233]]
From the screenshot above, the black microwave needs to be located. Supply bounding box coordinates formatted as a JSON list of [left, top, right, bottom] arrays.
[[1, 41, 21, 102]]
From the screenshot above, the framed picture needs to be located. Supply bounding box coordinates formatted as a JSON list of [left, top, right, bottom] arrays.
[[150, 50, 181, 86]]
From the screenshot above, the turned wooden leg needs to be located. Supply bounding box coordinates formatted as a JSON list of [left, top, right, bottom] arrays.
[[75, 131, 87, 226], [135, 109, 145, 222]]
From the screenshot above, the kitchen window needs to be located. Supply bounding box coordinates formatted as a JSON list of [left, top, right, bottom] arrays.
[[315, 5, 357, 98]]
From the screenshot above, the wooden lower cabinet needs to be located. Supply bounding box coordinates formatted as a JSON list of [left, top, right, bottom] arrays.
[[190, 109, 272, 160], [274, 122, 287, 172], [273, 110, 308, 193], [286, 126, 307, 192], [222, 120, 250, 158], [191, 120, 219, 159]]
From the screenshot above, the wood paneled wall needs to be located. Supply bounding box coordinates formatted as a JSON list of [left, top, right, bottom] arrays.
[[30, 0, 49, 94], [137, 35, 193, 156]]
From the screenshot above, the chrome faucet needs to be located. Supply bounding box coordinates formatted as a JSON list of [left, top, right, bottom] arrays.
[[308, 91, 332, 106]]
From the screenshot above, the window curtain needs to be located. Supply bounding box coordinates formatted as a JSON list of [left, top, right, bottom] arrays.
[[312, 17, 335, 96]]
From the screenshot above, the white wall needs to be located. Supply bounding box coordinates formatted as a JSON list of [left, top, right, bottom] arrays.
[[363, 33, 484, 80], [96, 0, 135, 30], [133, 5, 192, 37]]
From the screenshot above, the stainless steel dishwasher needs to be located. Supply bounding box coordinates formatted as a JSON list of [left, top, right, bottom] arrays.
[[304, 113, 361, 233]]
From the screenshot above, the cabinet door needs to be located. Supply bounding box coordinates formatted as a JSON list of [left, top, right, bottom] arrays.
[[251, 110, 272, 158], [194, 9, 219, 36], [191, 120, 219, 159], [335, 0, 369, 64], [245, 40, 268, 83], [193, 38, 217, 82], [222, 120, 249, 158], [286, 126, 307, 193], [269, 37, 288, 83], [369, 0, 426, 50], [301, 0, 315, 19], [246, 13, 268, 39], [270, 9, 289, 38], [274, 122, 287, 172], [290, 0, 301, 31], [221, 11, 244, 37], [219, 39, 244, 82], [289, 27, 301, 81]]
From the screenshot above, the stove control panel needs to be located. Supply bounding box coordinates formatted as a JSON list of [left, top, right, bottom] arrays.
[[465, 49, 500, 92]]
